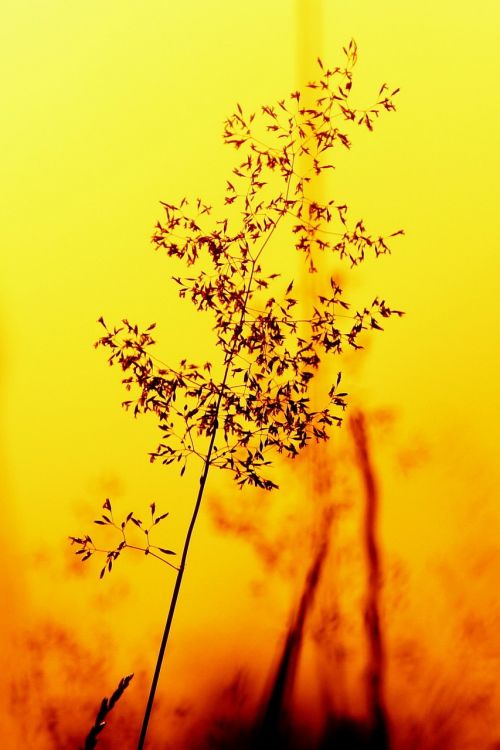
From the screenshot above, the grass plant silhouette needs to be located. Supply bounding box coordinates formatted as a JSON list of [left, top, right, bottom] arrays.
[[80, 674, 134, 750], [71, 41, 403, 749]]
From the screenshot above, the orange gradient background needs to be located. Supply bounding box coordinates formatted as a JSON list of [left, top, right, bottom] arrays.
[[1, 1, 500, 748]]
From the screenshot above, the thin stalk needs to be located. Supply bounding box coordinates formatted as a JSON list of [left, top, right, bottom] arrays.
[[135, 425, 218, 750], [136, 178, 291, 749]]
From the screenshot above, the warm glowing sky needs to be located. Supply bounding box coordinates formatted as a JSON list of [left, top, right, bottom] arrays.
[[1, 1, 499, 747]]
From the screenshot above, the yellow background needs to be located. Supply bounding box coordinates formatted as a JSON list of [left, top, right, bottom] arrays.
[[1, 1, 499, 747]]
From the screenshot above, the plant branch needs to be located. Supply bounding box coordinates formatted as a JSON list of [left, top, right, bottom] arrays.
[[136, 180, 291, 750]]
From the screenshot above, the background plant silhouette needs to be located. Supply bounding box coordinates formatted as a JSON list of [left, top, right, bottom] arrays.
[[71, 40, 403, 749]]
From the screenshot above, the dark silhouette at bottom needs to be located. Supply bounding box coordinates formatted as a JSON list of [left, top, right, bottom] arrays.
[[192, 714, 389, 750]]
